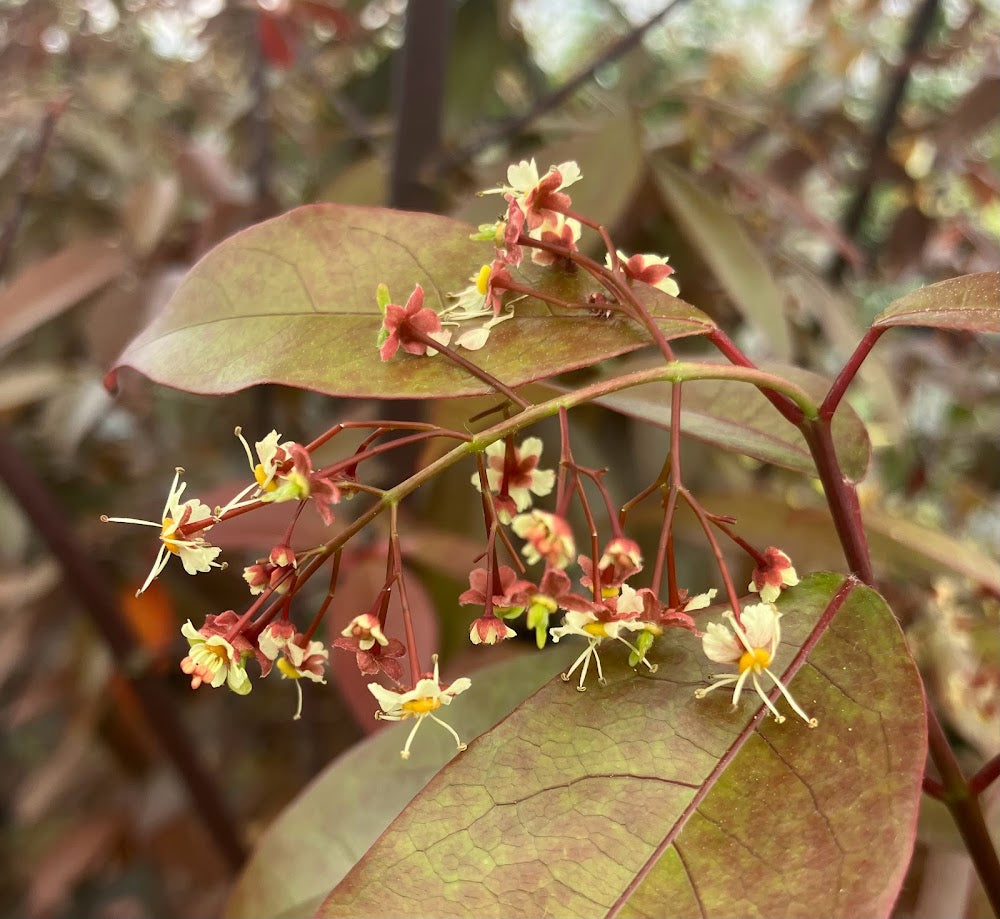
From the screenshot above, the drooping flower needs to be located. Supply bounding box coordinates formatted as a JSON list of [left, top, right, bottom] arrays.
[[606, 250, 680, 297], [748, 547, 799, 604], [243, 544, 298, 595], [458, 565, 533, 618], [377, 284, 443, 361], [524, 566, 597, 649], [471, 437, 556, 523], [549, 607, 652, 691], [258, 619, 296, 661], [102, 468, 223, 595], [179, 615, 252, 695], [579, 537, 644, 598], [469, 615, 516, 645], [440, 263, 517, 351], [511, 510, 575, 569], [276, 636, 329, 720], [695, 602, 817, 727], [368, 656, 471, 759], [340, 613, 388, 652]]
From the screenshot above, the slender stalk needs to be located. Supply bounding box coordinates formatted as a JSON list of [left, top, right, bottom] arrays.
[[820, 326, 887, 421], [971, 753, 1000, 798], [926, 705, 1000, 914]]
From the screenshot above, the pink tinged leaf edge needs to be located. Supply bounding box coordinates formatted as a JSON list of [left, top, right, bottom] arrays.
[[872, 271, 1000, 332], [317, 573, 927, 919]]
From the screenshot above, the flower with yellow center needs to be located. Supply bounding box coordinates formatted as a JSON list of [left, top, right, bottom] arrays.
[[549, 603, 655, 691], [695, 603, 817, 727], [179, 619, 251, 695], [102, 468, 223, 595], [367, 656, 471, 759]]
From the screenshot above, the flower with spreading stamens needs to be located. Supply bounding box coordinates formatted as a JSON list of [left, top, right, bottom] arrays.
[[549, 607, 652, 691], [102, 468, 223, 595], [368, 656, 471, 760], [695, 603, 817, 727]]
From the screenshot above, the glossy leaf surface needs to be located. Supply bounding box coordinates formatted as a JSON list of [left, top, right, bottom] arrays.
[[873, 272, 1000, 332], [319, 574, 924, 918], [107, 205, 714, 398]]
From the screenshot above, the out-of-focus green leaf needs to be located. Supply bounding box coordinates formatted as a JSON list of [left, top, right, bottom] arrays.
[[651, 156, 792, 359], [107, 204, 714, 399], [872, 272, 1000, 332], [576, 359, 871, 481], [319, 574, 924, 918], [224, 648, 576, 919]]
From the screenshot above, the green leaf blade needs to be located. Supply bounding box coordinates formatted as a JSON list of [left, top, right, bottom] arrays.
[[872, 272, 1000, 332], [318, 574, 924, 918], [107, 204, 715, 399]]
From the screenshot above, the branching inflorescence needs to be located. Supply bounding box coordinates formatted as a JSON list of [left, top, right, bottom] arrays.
[[102, 158, 816, 756]]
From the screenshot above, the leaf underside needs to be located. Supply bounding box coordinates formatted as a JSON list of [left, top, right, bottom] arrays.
[[318, 573, 925, 919], [572, 359, 871, 482], [107, 204, 715, 399]]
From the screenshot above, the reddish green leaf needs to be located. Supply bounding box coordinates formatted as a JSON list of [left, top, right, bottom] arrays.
[[107, 205, 713, 399], [224, 649, 575, 919], [561, 359, 871, 481], [872, 272, 1000, 332], [319, 573, 924, 918], [652, 157, 792, 359]]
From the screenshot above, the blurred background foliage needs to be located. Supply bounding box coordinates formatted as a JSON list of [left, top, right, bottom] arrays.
[[0, 0, 998, 916]]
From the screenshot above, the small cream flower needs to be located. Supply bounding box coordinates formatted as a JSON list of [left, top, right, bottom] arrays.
[[549, 605, 655, 691], [472, 437, 556, 523], [276, 638, 329, 720], [748, 547, 800, 604], [368, 656, 471, 759], [341, 613, 388, 652], [696, 603, 817, 727], [511, 510, 575, 569], [179, 620, 251, 695], [102, 468, 223, 595]]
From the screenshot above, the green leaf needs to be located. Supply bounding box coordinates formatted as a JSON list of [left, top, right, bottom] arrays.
[[872, 272, 1000, 332], [107, 205, 714, 399], [557, 359, 871, 481], [224, 648, 577, 919], [652, 157, 792, 359], [318, 574, 925, 918]]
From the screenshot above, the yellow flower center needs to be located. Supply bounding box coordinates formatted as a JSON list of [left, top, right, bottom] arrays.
[[583, 622, 610, 638], [277, 658, 301, 680], [402, 696, 441, 715], [161, 516, 181, 552], [739, 647, 772, 673], [475, 264, 491, 295], [254, 463, 278, 492]]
